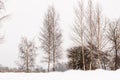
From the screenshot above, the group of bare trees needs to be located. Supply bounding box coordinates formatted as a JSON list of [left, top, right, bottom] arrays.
[[72, 0, 104, 70], [67, 0, 120, 70], [16, 0, 120, 71], [17, 6, 62, 72], [1, 0, 120, 72]]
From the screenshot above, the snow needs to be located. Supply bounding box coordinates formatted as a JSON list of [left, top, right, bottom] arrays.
[[0, 69, 120, 80]]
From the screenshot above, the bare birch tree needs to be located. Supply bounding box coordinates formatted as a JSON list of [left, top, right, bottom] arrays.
[[18, 37, 36, 72], [95, 6, 110, 69], [50, 6, 62, 71], [85, 0, 95, 70], [39, 7, 52, 72], [95, 5, 102, 68], [39, 6, 62, 72], [73, 0, 86, 70]]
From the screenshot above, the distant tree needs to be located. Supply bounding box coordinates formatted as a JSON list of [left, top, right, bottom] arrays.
[[0, 64, 9, 72], [39, 6, 62, 71], [107, 19, 120, 70], [18, 37, 36, 72], [34, 66, 46, 72], [55, 62, 68, 71]]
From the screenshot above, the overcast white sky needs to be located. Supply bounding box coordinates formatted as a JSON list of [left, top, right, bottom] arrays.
[[0, 0, 120, 68]]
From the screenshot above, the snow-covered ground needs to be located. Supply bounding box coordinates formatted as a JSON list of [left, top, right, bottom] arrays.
[[0, 69, 120, 80]]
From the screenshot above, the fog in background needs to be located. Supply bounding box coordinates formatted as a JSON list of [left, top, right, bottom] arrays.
[[0, 0, 119, 68]]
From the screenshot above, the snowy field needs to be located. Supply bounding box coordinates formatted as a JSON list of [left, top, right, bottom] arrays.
[[0, 69, 120, 80]]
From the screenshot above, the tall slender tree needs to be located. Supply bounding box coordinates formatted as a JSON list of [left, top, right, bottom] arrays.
[[39, 7, 52, 72], [85, 0, 95, 70], [96, 5, 101, 68], [73, 0, 86, 70], [39, 6, 62, 71], [50, 6, 62, 71]]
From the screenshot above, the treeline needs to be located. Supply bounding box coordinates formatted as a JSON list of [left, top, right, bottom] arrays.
[[0, 63, 68, 72], [0, 0, 120, 72]]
